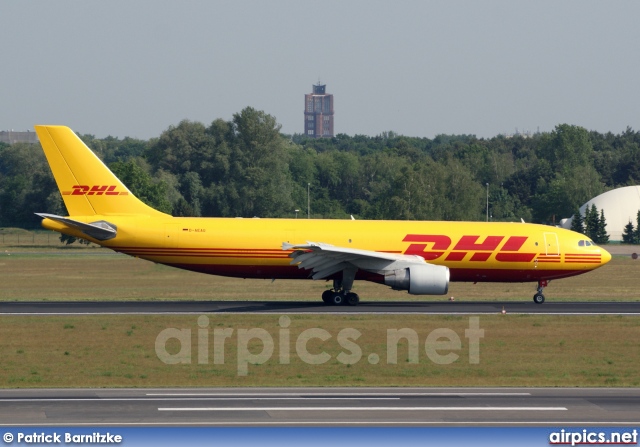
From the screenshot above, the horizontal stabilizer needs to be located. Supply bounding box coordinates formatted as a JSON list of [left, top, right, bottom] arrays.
[[36, 213, 117, 241]]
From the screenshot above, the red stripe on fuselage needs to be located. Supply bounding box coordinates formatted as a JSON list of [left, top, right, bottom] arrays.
[[111, 246, 287, 253], [161, 262, 588, 283], [495, 253, 537, 262]]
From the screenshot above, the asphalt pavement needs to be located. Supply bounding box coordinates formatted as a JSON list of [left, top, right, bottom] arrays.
[[2, 300, 640, 315], [0, 387, 637, 426]]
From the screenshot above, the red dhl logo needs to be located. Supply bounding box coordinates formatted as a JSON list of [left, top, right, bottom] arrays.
[[402, 234, 536, 263], [62, 185, 128, 196]]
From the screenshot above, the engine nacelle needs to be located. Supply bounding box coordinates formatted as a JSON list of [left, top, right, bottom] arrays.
[[384, 264, 450, 295]]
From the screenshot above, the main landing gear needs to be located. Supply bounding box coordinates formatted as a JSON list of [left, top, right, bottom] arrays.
[[533, 280, 548, 304], [322, 289, 360, 306], [321, 268, 360, 306]]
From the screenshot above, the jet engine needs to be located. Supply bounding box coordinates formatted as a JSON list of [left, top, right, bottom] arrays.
[[384, 264, 450, 295]]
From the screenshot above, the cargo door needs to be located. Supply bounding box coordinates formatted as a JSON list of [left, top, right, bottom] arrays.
[[543, 232, 559, 256]]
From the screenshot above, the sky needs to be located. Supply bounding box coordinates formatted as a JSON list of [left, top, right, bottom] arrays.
[[2, 1, 639, 140]]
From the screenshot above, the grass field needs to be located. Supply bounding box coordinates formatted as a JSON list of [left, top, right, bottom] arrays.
[[0, 233, 639, 388], [1, 314, 639, 388]]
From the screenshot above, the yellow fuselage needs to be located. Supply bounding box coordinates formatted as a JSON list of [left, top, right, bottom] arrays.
[[43, 216, 610, 284]]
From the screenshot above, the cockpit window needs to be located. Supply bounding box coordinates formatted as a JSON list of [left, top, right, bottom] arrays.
[[579, 240, 585, 246], [579, 239, 597, 247]]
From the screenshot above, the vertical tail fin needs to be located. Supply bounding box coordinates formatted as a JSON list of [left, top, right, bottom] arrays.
[[35, 125, 168, 217]]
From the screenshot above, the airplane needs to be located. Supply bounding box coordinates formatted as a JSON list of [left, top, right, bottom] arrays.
[[34, 125, 612, 305]]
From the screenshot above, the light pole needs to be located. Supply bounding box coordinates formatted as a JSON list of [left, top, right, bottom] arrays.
[[307, 183, 310, 219], [295, 209, 299, 219], [486, 183, 489, 222]]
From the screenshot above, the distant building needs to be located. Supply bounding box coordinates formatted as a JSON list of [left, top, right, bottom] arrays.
[[304, 83, 334, 138], [560, 186, 640, 242], [0, 130, 38, 145]]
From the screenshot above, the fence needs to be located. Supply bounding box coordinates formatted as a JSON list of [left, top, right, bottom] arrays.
[[0, 231, 69, 246]]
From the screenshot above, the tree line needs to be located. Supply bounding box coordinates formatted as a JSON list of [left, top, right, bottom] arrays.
[[1, 107, 639, 240]]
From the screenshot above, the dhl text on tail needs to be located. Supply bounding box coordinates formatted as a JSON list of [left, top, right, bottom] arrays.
[[34, 125, 611, 305]]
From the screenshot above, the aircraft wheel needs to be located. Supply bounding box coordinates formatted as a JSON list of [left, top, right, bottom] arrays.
[[331, 292, 344, 305], [321, 290, 334, 304], [533, 293, 545, 304], [345, 293, 360, 306]]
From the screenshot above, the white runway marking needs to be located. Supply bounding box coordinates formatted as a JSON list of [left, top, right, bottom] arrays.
[[0, 398, 399, 402], [146, 392, 531, 397], [86, 313, 640, 316], [158, 406, 567, 412], [0, 392, 530, 403]]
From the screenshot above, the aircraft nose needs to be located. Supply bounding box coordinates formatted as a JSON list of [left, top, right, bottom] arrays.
[[600, 247, 612, 265]]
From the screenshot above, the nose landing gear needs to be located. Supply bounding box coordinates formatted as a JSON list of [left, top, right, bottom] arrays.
[[533, 280, 548, 304]]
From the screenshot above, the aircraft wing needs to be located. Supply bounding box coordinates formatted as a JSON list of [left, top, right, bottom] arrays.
[[282, 241, 427, 279]]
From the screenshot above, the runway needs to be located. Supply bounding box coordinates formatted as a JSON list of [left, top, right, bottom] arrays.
[[0, 387, 638, 426], [2, 300, 640, 315]]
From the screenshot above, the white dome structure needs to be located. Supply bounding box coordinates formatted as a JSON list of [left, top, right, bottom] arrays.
[[561, 186, 640, 241]]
